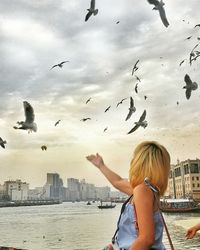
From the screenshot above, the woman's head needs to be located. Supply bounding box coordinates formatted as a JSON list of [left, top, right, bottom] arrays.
[[129, 141, 170, 196]]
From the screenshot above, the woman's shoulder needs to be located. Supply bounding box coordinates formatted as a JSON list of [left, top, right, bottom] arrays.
[[133, 183, 154, 199]]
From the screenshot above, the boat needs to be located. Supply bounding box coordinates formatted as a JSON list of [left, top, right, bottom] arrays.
[[98, 201, 116, 209], [86, 201, 91, 205], [160, 198, 200, 213]]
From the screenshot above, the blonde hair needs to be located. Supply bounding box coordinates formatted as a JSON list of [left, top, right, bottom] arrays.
[[129, 141, 170, 196]]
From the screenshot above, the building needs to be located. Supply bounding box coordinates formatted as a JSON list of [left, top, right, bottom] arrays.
[[95, 186, 110, 200], [46, 173, 64, 200], [168, 159, 200, 200], [4, 180, 29, 201], [67, 178, 80, 201]]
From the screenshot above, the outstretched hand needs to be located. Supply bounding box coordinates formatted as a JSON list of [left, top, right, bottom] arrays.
[[86, 153, 104, 169], [186, 226, 198, 239]]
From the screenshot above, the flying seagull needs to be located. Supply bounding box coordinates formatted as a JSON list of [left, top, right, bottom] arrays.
[[176, 101, 179, 106], [85, 0, 98, 22], [135, 83, 139, 94], [116, 21, 120, 24], [104, 105, 111, 112], [183, 74, 198, 100], [135, 75, 141, 82], [55, 120, 61, 126], [80, 118, 91, 122], [189, 44, 199, 65], [103, 127, 108, 132], [194, 24, 200, 28], [50, 61, 69, 70], [86, 98, 92, 104], [13, 101, 37, 133], [127, 110, 148, 134], [144, 95, 148, 100], [0, 137, 7, 149], [147, 0, 169, 27], [116, 98, 127, 107], [125, 97, 136, 121], [185, 36, 192, 40], [132, 60, 139, 75], [41, 145, 47, 151], [179, 59, 186, 66]]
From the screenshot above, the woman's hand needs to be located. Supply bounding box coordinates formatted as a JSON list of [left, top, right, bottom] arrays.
[[86, 153, 104, 169], [186, 225, 200, 239]]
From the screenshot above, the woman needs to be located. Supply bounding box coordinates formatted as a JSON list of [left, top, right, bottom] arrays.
[[86, 141, 170, 250]]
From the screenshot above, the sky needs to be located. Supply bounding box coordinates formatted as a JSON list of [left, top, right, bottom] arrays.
[[0, 0, 200, 189]]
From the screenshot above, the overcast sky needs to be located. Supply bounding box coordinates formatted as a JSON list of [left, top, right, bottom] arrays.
[[0, 0, 200, 189]]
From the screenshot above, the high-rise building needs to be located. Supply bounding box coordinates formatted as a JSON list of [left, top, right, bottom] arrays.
[[67, 178, 80, 201], [4, 180, 29, 201], [46, 173, 64, 200]]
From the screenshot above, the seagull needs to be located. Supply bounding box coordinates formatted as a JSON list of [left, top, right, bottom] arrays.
[[144, 95, 147, 100], [13, 101, 37, 133], [147, 0, 169, 28], [116, 21, 120, 24], [86, 98, 92, 104], [135, 83, 139, 94], [127, 110, 148, 134], [189, 44, 199, 65], [183, 74, 198, 100], [177, 101, 179, 106], [41, 145, 47, 151], [50, 61, 69, 70], [194, 24, 200, 28], [132, 60, 139, 75], [55, 120, 61, 126], [104, 105, 111, 112], [116, 98, 127, 107], [80, 118, 91, 122], [103, 127, 108, 132], [125, 97, 136, 121], [85, 0, 98, 22], [135, 75, 141, 82], [185, 36, 192, 40], [0, 137, 7, 149], [179, 59, 186, 66]]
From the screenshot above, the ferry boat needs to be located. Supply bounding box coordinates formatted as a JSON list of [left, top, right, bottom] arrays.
[[98, 201, 116, 209], [160, 198, 200, 213]]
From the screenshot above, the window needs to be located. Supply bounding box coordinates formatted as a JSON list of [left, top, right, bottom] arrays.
[[175, 167, 181, 177], [192, 177, 194, 181], [190, 164, 199, 173], [196, 177, 199, 181], [193, 184, 195, 188]]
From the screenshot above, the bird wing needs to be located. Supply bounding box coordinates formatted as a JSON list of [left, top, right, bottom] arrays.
[[85, 11, 92, 21], [130, 97, 134, 108], [24, 101, 35, 123], [139, 110, 146, 122], [127, 124, 139, 134], [125, 109, 133, 121], [184, 74, 193, 86], [60, 61, 69, 65], [50, 64, 58, 70], [135, 84, 138, 94], [185, 89, 191, 99], [147, 0, 160, 6], [91, 0, 95, 9], [1, 143, 5, 148], [158, 6, 169, 27]]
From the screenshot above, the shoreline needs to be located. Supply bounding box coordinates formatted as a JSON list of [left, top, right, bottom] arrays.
[[0, 200, 61, 208]]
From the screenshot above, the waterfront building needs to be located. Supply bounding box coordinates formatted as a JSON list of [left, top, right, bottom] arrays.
[[95, 186, 110, 200], [4, 180, 29, 201], [46, 173, 64, 200], [67, 178, 80, 201], [168, 159, 200, 200]]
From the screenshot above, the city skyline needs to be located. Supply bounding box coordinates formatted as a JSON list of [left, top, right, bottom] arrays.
[[1, 0, 200, 188]]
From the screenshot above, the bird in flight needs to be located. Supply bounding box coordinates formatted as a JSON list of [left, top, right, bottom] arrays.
[[80, 118, 91, 122], [194, 24, 200, 28], [147, 0, 169, 28], [0, 137, 7, 149], [116, 21, 120, 24], [55, 120, 61, 127], [132, 60, 140, 75], [116, 98, 127, 107], [185, 36, 192, 40], [103, 127, 108, 132], [135, 83, 139, 94], [183, 74, 198, 100], [127, 110, 148, 134], [50, 61, 69, 70], [125, 97, 136, 121], [86, 98, 92, 104], [85, 0, 98, 22], [13, 101, 37, 133], [135, 75, 141, 82], [179, 59, 186, 66], [144, 95, 148, 100], [104, 105, 111, 113], [41, 145, 47, 151]]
